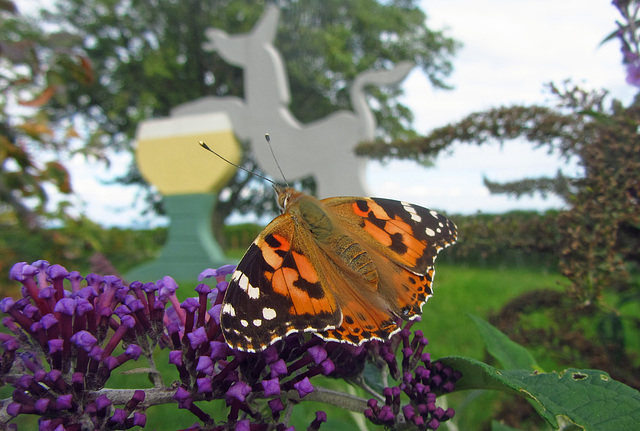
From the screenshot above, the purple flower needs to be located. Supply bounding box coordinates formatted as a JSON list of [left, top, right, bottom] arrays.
[[194, 283, 211, 295], [270, 359, 288, 377], [47, 264, 69, 279], [320, 359, 335, 375], [226, 381, 251, 402], [308, 345, 328, 364], [1, 260, 459, 430], [309, 410, 327, 430], [236, 419, 250, 431], [181, 297, 199, 314], [294, 376, 314, 398], [268, 398, 285, 414], [75, 298, 93, 316], [132, 412, 147, 427], [209, 340, 229, 359], [0, 298, 15, 313], [47, 339, 63, 354], [197, 377, 213, 393], [626, 61, 640, 87], [187, 326, 208, 349], [261, 378, 281, 397], [159, 276, 178, 296], [169, 350, 183, 366], [208, 304, 222, 325], [67, 271, 83, 292], [55, 298, 77, 316], [216, 280, 229, 294], [35, 398, 50, 413], [9, 262, 27, 281], [56, 394, 73, 410], [124, 344, 142, 360], [196, 356, 214, 375], [198, 265, 236, 281], [40, 313, 58, 330], [6, 403, 21, 417], [173, 386, 191, 403], [70, 331, 97, 351], [110, 408, 128, 424], [104, 355, 120, 371], [95, 395, 112, 411]]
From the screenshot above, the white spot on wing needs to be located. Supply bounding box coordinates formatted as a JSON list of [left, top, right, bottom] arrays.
[[247, 283, 260, 299], [402, 202, 422, 222], [234, 272, 260, 299], [231, 270, 243, 282], [237, 273, 248, 291], [240, 319, 249, 327], [262, 307, 277, 320], [253, 319, 262, 327], [425, 227, 436, 237], [222, 303, 236, 317]]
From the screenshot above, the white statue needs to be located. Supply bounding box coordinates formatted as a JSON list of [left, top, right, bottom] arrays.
[[172, 5, 414, 197]]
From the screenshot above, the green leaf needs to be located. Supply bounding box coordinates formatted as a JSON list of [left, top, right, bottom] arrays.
[[468, 314, 539, 370], [361, 360, 386, 394], [440, 356, 640, 430]]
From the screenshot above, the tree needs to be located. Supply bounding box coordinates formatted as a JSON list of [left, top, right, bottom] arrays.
[[357, 0, 640, 394], [0, 2, 104, 290], [39, 0, 459, 243], [0, 3, 94, 228]]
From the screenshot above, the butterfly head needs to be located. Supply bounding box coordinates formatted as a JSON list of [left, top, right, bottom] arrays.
[[275, 186, 303, 213]]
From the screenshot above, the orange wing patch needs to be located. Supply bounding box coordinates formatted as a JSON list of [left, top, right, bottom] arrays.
[[261, 233, 290, 268], [262, 234, 339, 319]]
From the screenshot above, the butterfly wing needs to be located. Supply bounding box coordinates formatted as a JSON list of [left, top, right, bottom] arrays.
[[220, 213, 343, 352], [319, 197, 457, 338], [323, 197, 457, 271], [221, 193, 457, 352]]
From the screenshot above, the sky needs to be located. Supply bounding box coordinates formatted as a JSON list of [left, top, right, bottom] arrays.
[[47, 0, 635, 227]]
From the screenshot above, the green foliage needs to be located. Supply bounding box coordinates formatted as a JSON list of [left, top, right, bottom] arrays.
[[445, 356, 640, 431], [445, 210, 562, 269], [0, 218, 166, 295], [490, 422, 521, 431], [443, 317, 640, 431], [0, 3, 96, 230], [467, 314, 539, 371], [0, 2, 130, 291], [222, 222, 264, 252]]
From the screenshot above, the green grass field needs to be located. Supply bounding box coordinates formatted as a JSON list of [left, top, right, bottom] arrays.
[[418, 264, 563, 360]]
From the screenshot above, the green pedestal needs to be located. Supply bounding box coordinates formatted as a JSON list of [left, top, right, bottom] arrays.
[[125, 193, 230, 283]]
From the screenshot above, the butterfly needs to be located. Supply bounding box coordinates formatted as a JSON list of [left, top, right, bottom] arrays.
[[220, 185, 457, 353]]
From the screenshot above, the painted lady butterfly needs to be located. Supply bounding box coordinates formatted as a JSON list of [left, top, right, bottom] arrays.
[[220, 185, 457, 352]]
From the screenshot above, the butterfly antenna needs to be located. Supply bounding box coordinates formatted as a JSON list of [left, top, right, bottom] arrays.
[[198, 141, 276, 187], [264, 134, 289, 187]]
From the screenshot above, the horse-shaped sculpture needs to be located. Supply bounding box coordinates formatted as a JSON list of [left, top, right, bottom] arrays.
[[172, 5, 413, 197]]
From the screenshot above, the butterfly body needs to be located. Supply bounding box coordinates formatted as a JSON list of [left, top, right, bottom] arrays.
[[220, 186, 457, 352]]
